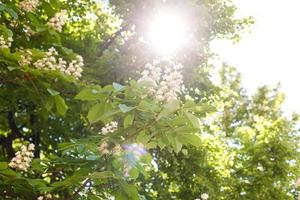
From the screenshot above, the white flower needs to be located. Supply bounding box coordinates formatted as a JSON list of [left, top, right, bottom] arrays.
[[201, 193, 209, 200], [33, 47, 84, 79], [112, 144, 122, 155], [28, 143, 35, 151], [100, 121, 118, 135], [47, 10, 67, 32], [18, 49, 32, 67], [138, 59, 183, 102], [65, 55, 84, 79], [9, 143, 35, 172], [24, 25, 35, 37], [98, 141, 110, 154], [19, 0, 39, 12], [37, 194, 52, 200], [0, 35, 13, 49]]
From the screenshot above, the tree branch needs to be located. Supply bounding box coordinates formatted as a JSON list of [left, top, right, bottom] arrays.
[[97, 24, 129, 58], [30, 113, 40, 158]]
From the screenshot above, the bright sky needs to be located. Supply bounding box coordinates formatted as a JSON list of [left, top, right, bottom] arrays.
[[211, 0, 300, 114]]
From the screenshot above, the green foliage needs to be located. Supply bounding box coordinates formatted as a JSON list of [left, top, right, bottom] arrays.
[[0, 0, 298, 200]]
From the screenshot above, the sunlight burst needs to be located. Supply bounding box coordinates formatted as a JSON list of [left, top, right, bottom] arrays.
[[148, 12, 188, 55]]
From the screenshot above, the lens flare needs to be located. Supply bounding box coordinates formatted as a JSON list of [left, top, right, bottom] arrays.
[[148, 12, 188, 55]]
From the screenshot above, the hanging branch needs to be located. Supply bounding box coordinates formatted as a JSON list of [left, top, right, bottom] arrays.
[[97, 24, 129, 58]]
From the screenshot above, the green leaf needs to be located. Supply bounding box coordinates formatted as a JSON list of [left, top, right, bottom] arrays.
[[75, 87, 105, 101], [113, 82, 125, 92], [136, 131, 151, 144], [7, 66, 18, 71], [119, 104, 134, 113], [47, 88, 60, 96], [137, 100, 159, 113], [31, 159, 44, 172], [86, 155, 99, 161], [54, 95, 68, 116], [156, 100, 180, 120], [157, 134, 169, 149], [172, 136, 183, 153], [89, 171, 114, 179], [0, 162, 8, 170], [87, 103, 104, 123], [185, 112, 201, 129], [129, 168, 139, 179], [145, 142, 157, 149], [121, 182, 139, 200], [177, 133, 202, 147], [41, 1, 55, 16], [0, 5, 18, 19], [184, 102, 216, 115], [27, 179, 48, 190], [124, 113, 134, 128], [0, 168, 16, 177], [45, 97, 55, 111]]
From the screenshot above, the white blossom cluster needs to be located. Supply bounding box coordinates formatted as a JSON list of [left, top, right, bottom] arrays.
[[100, 121, 118, 135], [138, 60, 183, 102], [64, 55, 84, 78], [98, 141, 122, 155], [98, 141, 110, 155], [0, 35, 13, 49], [47, 10, 67, 32], [19, 0, 39, 12], [9, 143, 35, 172], [9, 21, 18, 28], [201, 193, 209, 200], [37, 194, 52, 200], [33, 47, 83, 79], [112, 144, 122, 155], [18, 49, 32, 67], [24, 25, 35, 37]]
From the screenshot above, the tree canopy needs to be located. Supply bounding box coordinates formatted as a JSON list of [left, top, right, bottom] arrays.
[[0, 0, 299, 200]]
